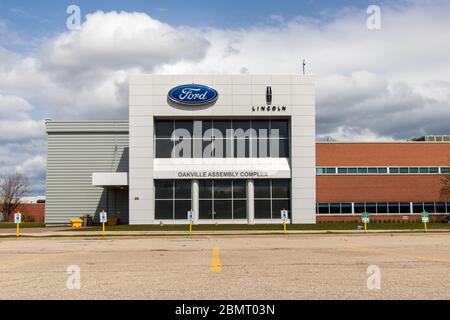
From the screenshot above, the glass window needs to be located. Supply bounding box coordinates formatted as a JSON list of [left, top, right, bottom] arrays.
[[233, 180, 247, 199], [348, 168, 358, 174], [357, 168, 368, 174], [429, 167, 438, 173], [270, 120, 288, 138], [254, 180, 270, 198], [272, 200, 290, 218], [175, 180, 191, 199], [400, 202, 410, 214], [155, 139, 173, 158], [368, 168, 377, 174], [155, 180, 173, 199], [316, 168, 325, 174], [318, 203, 329, 214], [435, 202, 446, 213], [418, 167, 428, 174], [214, 200, 232, 219], [338, 168, 348, 174], [155, 120, 174, 138], [234, 138, 250, 158], [377, 167, 388, 174], [366, 202, 376, 214], [255, 200, 271, 218], [341, 203, 352, 214], [441, 167, 450, 173], [233, 200, 247, 219], [199, 180, 212, 198], [214, 180, 232, 198], [201, 120, 213, 138], [252, 120, 270, 138], [354, 203, 365, 213], [424, 202, 435, 213], [377, 202, 387, 214], [330, 203, 340, 214], [272, 179, 290, 198], [389, 167, 399, 173], [326, 168, 336, 174], [213, 121, 232, 138], [409, 167, 419, 174], [175, 120, 193, 136], [399, 168, 409, 174], [199, 200, 212, 219], [277, 139, 289, 158], [174, 200, 191, 219], [388, 202, 400, 214], [233, 120, 251, 137], [155, 200, 173, 220], [413, 202, 423, 213]]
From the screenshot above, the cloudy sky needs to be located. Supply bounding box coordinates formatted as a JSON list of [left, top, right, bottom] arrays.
[[0, 0, 449, 195]]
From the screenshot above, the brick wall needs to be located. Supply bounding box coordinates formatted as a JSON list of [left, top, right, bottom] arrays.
[[316, 142, 450, 203], [7, 203, 45, 223]]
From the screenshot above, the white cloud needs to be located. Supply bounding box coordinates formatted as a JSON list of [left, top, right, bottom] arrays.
[[0, 2, 450, 194]]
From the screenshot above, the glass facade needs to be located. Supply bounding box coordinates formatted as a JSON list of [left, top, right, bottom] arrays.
[[254, 179, 290, 219], [316, 202, 450, 214], [316, 167, 447, 175], [155, 180, 192, 220], [199, 180, 247, 220], [155, 119, 289, 158], [154, 179, 292, 220]]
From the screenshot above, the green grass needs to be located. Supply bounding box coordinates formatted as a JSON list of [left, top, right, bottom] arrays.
[[0, 223, 45, 228], [68, 222, 450, 232]]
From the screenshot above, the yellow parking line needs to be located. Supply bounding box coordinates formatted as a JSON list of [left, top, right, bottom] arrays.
[[343, 244, 450, 264], [209, 247, 222, 272]]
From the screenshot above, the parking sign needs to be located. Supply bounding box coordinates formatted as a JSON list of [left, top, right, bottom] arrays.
[[187, 210, 193, 221], [14, 213, 21, 224], [362, 212, 370, 224], [281, 209, 288, 220], [421, 212, 429, 223], [100, 211, 107, 223]]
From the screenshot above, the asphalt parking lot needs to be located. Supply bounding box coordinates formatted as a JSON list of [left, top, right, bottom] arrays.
[[0, 233, 449, 299]]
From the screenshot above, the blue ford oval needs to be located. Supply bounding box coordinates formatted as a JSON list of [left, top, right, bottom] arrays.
[[168, 84, 218, 106]]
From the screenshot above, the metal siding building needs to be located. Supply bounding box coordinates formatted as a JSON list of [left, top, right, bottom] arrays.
[[45, 121, 129, 224], [45, 74, 317, 225]]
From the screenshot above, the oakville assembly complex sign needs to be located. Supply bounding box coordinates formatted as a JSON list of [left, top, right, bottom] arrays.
[[177, 171, 270, 178]]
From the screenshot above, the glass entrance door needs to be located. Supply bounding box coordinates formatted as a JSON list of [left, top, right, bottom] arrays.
[[199, 179, 247, 220]]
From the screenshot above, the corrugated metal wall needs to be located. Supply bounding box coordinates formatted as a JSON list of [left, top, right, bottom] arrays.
[[45, 121, 129, 225]]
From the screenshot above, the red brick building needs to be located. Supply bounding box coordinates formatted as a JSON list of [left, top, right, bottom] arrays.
[[316, 140, 450, 222], [7, 203, 45, 223]]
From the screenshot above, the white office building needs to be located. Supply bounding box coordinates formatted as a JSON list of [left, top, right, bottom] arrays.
[[45, 74, 316, 225]]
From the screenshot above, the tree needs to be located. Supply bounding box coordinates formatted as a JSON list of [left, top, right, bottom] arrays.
[[0, 172, 30, 222]]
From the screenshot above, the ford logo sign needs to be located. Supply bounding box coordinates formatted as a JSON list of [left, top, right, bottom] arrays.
[[168, 84, 218, 106]]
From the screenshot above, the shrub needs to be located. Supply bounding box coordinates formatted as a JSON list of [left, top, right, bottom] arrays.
[[23, 215, 35, 223]]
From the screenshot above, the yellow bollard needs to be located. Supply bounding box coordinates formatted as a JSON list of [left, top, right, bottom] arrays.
[[364, 222, 367, 233], [102, 222, 105, 237], [283, 220, 286, 234], [424, 221, 428, 233], [189, 221, 192, 235], [16, 223, 19, 237]]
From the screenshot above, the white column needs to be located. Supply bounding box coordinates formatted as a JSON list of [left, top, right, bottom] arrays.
[[247, 179, 255, 224], [192, 180, 199, 224]]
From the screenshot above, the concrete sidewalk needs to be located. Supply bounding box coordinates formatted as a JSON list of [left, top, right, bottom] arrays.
[[0, 228, 449, 237]]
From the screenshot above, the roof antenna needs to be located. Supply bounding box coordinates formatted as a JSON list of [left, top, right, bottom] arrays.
[[302, 59, 306, 75]]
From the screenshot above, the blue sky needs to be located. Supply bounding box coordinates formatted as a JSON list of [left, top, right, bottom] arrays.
[[0, 0, 384, 51], [0, 0, 449, 195]]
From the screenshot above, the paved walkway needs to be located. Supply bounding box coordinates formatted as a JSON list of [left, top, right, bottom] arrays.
[[0, 228, 449, 237]]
